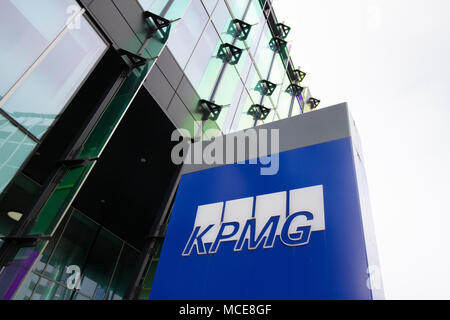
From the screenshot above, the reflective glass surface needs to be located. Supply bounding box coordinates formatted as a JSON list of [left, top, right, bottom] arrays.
[[138, 0, 191, 21], [184, 23, 221, 90], [105, 244, 140, 300], [0, 115, 36, 194], [0, 0, 82, 97], [15, 209, 140, 300], [2, 16, 107, 139], [167, 0, 209, 70], [201, 0, 219, 14], [78, 229, 122, 299], [41, 211, 98, 285]]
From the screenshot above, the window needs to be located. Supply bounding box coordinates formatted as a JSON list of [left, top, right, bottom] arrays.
[[0, 0, 82, 97], [15, 209, 141, 300], [0, 1, 107, 197], [167, 0, 209, 70], [0, 115, 36, 194], [138, 0, 191, 21], [1, 16, 107, 139]]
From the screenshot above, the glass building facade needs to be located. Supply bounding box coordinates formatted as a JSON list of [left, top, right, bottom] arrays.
[[0, 0, 319, 300]]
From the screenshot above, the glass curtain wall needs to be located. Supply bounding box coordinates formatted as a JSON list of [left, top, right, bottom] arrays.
[[0, 0, 108, 196], [14, 208, 140, 300], [156, 0, 305, 139]]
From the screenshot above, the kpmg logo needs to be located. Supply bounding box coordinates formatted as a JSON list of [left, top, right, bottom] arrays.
[[182, 185, 325, 256]]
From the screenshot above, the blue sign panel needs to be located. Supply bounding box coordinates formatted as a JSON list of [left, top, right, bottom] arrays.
[[150, 138, 372, 300]]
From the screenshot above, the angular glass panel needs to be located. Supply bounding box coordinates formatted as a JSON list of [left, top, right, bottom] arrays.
[[0, 0, 82, 97], [78, 229, 122, 300], [2, 16, 107, 139], [138, 0, 191, 21], [0, 115, 36, 195], [222, 77, 244, 134], [264, 54, 289, 115], [167, 0, 209, 70], [245, 63, 264, 104], [32, 209, 73, 274], [291, 95, 304, 117], [210, 66, 244, 130], [105, 244, 140, 300], [253, 23, 274, 80], [201, 0, 219, 14], [73, 292, 92, 300], [138, 242, 162, 299], [41, 210, 98, 285], [273, 71, 293, 120], [211, 0, 233, 44], [234, 89, 258, 131], [79, 65, 153, 160]]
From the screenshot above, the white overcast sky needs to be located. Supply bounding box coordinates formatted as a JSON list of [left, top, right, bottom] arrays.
[[275, 0, 450, 299]]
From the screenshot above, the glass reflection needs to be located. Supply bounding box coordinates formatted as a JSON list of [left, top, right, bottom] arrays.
[[167, 0, 208, 69], [0, 115, 36, 195], [0, 0, 82, 97], [2, 16, 107, 139]]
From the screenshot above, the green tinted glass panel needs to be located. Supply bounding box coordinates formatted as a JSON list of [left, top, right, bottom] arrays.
[[2, 15, 107, 139], [79, 63, 152, 159], [274, 73, 293, 120], [211, 0, 233, 44], [0, 115, 36, 195], [226, 0, 250, 19], [201, 0, 218, 14], [41, 210, 98, 285], [235, 91, 257, 131], [242, 0, 265, 52], [167, 0, 208, 69], [184, 23, 222, 91], [138, 242, 162, 299], [138, 0, 191, 21], [33, 209, 73, 274], [0, 0, 82, 97], [30, 277, 73, 300]]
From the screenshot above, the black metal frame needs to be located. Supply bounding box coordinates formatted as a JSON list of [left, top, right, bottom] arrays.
[[248, 104, 271, 121]]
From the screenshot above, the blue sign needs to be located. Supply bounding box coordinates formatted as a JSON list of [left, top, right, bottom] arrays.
[[150, 138, 373, 300]]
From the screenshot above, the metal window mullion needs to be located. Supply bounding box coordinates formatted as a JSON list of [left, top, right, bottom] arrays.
[[0, 109, 40, 144]]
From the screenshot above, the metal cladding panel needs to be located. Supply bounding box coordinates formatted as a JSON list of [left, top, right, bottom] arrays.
[[149, 104, 383, 300]]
